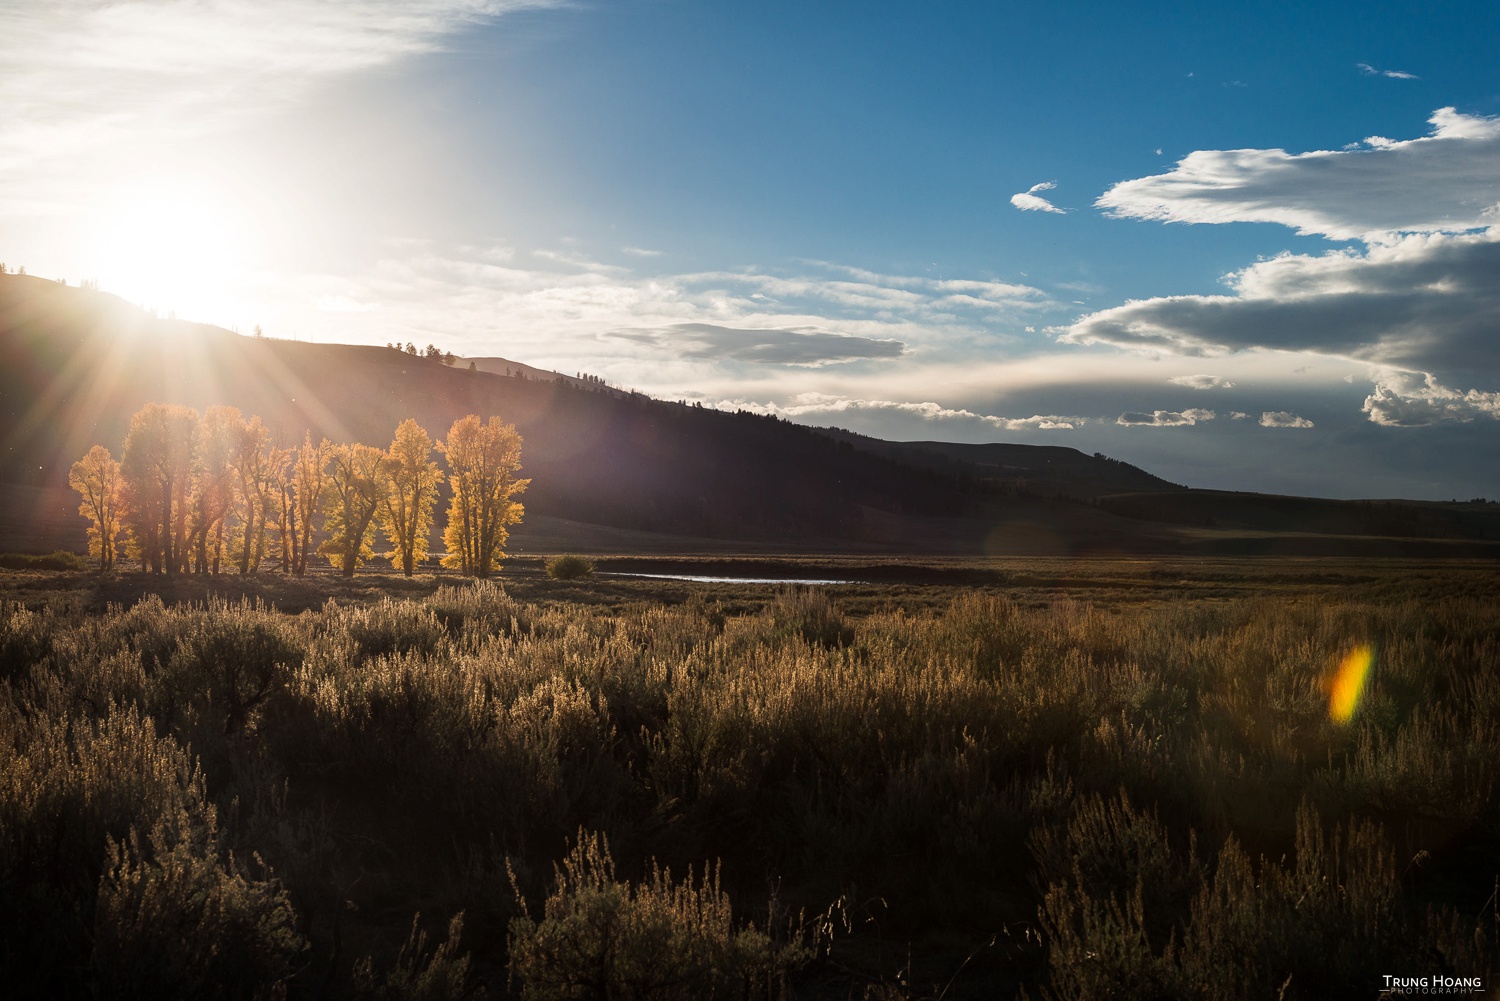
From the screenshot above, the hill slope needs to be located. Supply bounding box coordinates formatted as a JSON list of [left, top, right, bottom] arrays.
[[4, 272, 1499, 558]]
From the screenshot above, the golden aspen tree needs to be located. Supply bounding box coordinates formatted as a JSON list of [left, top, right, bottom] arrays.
[[268, 445, 296, 573], [438, 416, 528, 578], [319, 443, 386, 577], [120, 403, 199, 574], [68, 445, 122, 570], [229, 416, 273, 574], [290, 435, 329, 576], [190, 406, 241, 574], [379, 419, 441, 577]]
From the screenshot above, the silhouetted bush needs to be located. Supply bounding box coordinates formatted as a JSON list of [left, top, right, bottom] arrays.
[[0, 550, 89, 570], [544, 554, 594, 580], [769, 585, 853, 648], [508, 830, 806, 1000], [351, 913, 477, 1001]]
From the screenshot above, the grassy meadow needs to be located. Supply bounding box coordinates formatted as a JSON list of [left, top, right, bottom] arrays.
[[2, 557, 1499, 998]]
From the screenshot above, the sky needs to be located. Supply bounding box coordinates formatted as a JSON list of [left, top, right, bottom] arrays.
[[4, 0, 1500, 500]]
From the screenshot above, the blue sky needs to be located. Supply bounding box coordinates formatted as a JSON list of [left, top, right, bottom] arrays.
[[5, 1, 1500, 498]]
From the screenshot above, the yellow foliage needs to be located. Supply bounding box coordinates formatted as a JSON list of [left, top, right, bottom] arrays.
[[437, 416, 528, 578], [379, 419, 442, 577], [68, 444, 122, 570]]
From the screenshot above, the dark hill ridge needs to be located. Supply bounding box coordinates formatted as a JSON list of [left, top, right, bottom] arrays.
[[3, 271, 1500, 558], [2, 272, 1140, 553], [814, 429, 1180, 500]]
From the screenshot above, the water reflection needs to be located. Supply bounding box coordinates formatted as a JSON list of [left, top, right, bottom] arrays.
[[606, 572, 852, 585]]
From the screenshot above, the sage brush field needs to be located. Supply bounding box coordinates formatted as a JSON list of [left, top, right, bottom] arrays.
[[2, 565, 1499, 998]]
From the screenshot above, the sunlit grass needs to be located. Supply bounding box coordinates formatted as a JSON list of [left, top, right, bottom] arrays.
[[0, 568, 1496, 997]]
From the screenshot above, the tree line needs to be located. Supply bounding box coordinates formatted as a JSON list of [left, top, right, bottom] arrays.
[[68, 403, 527, 578]]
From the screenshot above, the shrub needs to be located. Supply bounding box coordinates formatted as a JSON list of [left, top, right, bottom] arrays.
[[91, 809, 303, 1001], [328, 597, 447, 663], [352, 913, 477, 1001], [426, 579, 529, 640], [769, 587, 853, 649], [0, 705, 300, 997], [508, 830, 806, 1000], [0, 600, 53, 680], [545, 555, 595, 581], [0, 550, 90, 571], [155, 599, 304, 736]]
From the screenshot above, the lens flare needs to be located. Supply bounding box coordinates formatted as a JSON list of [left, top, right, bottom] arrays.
[[1329, 644, 1375, 724]]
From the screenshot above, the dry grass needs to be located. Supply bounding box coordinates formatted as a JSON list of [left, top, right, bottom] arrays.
[[1, 559, 1498, 997]]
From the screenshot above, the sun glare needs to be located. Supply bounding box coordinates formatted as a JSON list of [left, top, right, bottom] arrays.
[[86, 178, 258, 326], [1328, 644, 1375, 724]]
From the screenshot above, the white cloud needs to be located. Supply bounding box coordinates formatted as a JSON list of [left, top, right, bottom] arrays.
[[1116, 408, 1214, 427], [255, 247, 1061, 396], [1361, 372, 1500, 427], [1096, 107, 1500, 240], [0, 1, 561, 175], [1071, 112, 1500, 429], [1010, 181, 1066, 214], [533, 248, 629, 273], [723, 394, 1081, 430], [1357, 62, 1419, 80], [607, 323, 906, 367], [621, 246, 663, 257], [1230, 411, 1249, 420], [1063, 229, 1500, 387], [1168, 374, 1234, 389], [1259, 411, 1314, 428]]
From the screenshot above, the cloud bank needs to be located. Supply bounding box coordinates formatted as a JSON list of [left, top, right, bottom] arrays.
[[1070, 108, 1500, 427], [1095, 108, 1500, 240], [725, 394, 1081, 431], [1116, 408, 1214, 427], [608, 323, 906, 367], [1168, 374, 1233, 390]]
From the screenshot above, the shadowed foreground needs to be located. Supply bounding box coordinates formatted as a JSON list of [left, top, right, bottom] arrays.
[[2, 564, 1498, 998]]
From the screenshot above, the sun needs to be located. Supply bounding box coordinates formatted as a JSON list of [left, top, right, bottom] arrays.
[[86, 177, 259, 326]]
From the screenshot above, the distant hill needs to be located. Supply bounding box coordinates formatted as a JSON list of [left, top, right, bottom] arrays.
[[815, 430, 1181, 500], [3, 272, 1499, 558]]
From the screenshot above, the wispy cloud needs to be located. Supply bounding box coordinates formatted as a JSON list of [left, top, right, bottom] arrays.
[[1259, 411, 1314, 428], [723, 394, 1081, 430], [533, 248, 629, 273], [0, 1, 561, 175], [607, 323, 905, 367], [1116, 409, 1214, 427], [1357, 62, 1419, 80], [1010, 181, 1066, 214], [258, 246, 1059, 393], [1096, 107, 1500, 240], [1168, 374, 1234, 390]]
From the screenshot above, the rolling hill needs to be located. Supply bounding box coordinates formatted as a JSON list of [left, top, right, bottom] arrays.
[[4, 271, 1499, 559]]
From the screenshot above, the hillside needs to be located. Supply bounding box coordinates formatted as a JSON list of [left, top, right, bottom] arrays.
[[0, 273, 1148, 555], [815, 429, 1181, 500], [4, 272, 1499, 558]]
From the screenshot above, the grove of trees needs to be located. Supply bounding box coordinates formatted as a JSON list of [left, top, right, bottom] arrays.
[[68, 403, 527, 577]]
